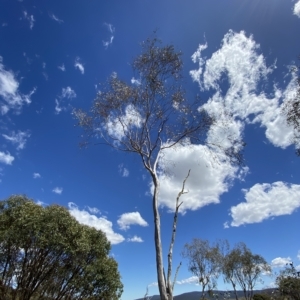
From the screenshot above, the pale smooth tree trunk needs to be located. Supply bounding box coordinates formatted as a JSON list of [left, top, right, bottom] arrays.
[[152, 173, 168, 300]]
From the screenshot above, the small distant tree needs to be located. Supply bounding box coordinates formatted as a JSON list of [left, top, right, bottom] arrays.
[[221, 242, 271, 300], [74, 35, 242, 300], [182, 239, 223, 300], [276, 262, 300, 300], [0, 195, 123, 300]]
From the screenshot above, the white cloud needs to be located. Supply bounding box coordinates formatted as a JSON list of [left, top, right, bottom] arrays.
[[229, 182, 300, 227], [58, 64, 65, 71], [68, 202, 125, 244], [87, 206, 100, 214], [271, 257, 292, 268], [0, 56, 35, 114], [52, 187, 63, 194], [176, 276, 199, 285], [103, 23, 115, 48], [127, 235, 144, 242], [294, 0, 300, 17], [55, 86, 76, 114], [155, 141, 242, 213], [33, 172, 41, 179], [117, 212, 148, 230], [106, 104, 143, 141], [0, 151, 14, 165], [50, 13, 63, 23], [118, 164, 129, 177], [23, 11, 35, 29], [2, 130, 30, 150], [298, 250, 300, 261], [191, 30, 296, 150], [61, 86, 76, 99], [104, 22, 115, 34], [131, 77, 141, 85], [148, 282, 158, 287], [74, 57, 84, 74]]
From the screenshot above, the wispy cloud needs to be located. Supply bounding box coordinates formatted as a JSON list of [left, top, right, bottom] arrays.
[[294, 0, 300, 17], [0, 151, 14, 165], [22, 11, 35, 30], [58, 64, 65, 71], [49, 13, 64, 24], [68, 202, 125, 244], [103, 22, 115, 49], [74, 57, 84, 74], [55, 86, 76, 114], [117, 212, 148, 230], [52, 187, 63, 194], [118, 164, 129, 177], [228, 182, 300, 226], [87, 206, 100, 214], [2, 130, 30, 150], [0, 56, 35, 114], [33, 172, 41, 179], [127, 235, 144, 243]]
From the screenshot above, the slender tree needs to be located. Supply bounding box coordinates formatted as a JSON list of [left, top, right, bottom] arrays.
[[182, 239, 223, 300], [74, 36, 242, 300]]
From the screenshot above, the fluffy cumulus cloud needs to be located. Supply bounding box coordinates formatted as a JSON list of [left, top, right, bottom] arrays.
[[294, 0, 300, 17], [2, 130, 30, 150], [68, 202, 125, 244], [105, 104, 143, 141], [191, 30, 296, 150], [127, 235, 144, 243], [52, 187, 63, 194], [228, 182, 300, 227], [155, 141, 243, 213], [271, 257, 292, 268], [33, 172, 41, 179], [0, 56, 35, 114], [74, 57, 84, 74], [0, 151, 14, 165], [55, 86, 76, 114], [117, 211, 148, 230]]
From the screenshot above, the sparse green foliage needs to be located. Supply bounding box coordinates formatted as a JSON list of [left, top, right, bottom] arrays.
[[182, 239, 223, 300], [0, 195, 123, 300]]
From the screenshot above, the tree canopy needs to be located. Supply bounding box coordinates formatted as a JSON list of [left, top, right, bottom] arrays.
[[75, 35, 243, 300], [0, 195, 123, 300]]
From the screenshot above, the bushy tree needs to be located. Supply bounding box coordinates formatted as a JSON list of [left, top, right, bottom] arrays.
[[221, 242, 270, 300], [74, 35, 242, 300], [0, 195, 123, 300], [276, 262, 300, 300]]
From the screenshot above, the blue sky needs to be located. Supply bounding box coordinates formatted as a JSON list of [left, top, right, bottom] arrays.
[[1, 0, 300, 299]]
